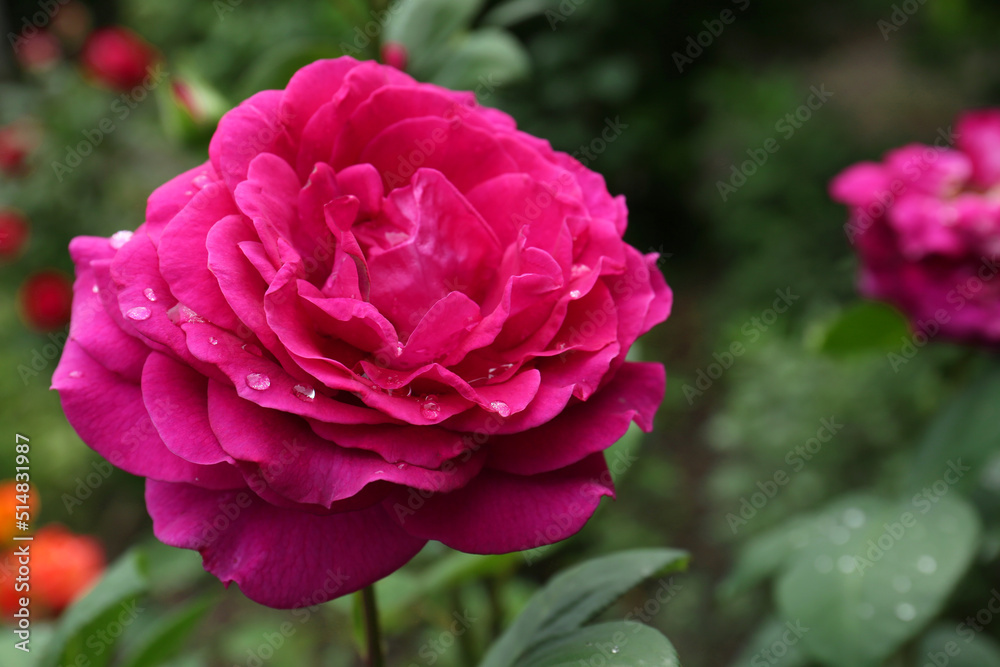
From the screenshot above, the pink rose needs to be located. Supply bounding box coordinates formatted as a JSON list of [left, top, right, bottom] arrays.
[[831, 110, 1000, 344], [53, 57, 671, 608]]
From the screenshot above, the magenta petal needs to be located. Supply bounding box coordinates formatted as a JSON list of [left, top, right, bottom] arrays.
[[145, 162, 214, 244], [280, 57, 362, 141], [388, 452, 614, 554], [487, 362, 665, 475], [209, 90, 296, 192], [146, 479, 426, 608], [52, 340, 243, 488], [141, 353, 235, 466]]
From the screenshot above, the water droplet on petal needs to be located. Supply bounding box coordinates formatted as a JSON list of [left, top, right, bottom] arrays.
[[893, 575, 912, 593], [916, 555, 938, 574], [208, 337, 218, 345], [895, 602, 917, 621], [241, 343, 263, 357], [167, 303, 204, 324], [91, 284, 99, 293], [490, 400, 511, 417], [395, 343, 403, 357], [569, 289, 582, 299], [109, 230, 133, 249], [246, 373, 271, 391], [396, 462, 407, 470], [571, 263, 590, 279], [420, 396, 441, 419], [292, 384, 316, 402], [68, 370, 83, 379], [143, 288, 157, 302], [126, 306, 151, 321], [192, 173, 212, 189]]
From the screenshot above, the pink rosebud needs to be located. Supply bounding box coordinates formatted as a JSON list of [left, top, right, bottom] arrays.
[[0, 120, 41, 177], [80, 27, 159, 92], [381, 42, 408, 71]]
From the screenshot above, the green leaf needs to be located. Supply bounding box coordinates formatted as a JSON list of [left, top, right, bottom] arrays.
[[430, 29, 531, 93], [383, 0, 485, 73], [727, 617, 809, 667], [909, 363, 1000, 492], [480, 548, 689, 667], [481, 0, 554, 27], [516, 621, 680, 667], [815, 301, 911, 357], [774, 494, 980, 667], [119, 597, 213, 667], [40, 549, 149, 667], [718, 518, 812, 599], [917, 624, 1000, 666]]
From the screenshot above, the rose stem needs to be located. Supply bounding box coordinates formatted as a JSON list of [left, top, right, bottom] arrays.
[[359, 584, 384, 667]]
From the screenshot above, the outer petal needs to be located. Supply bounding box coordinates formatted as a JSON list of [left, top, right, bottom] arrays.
[[146, 480, 426, 608], [387, 452, 614, 553], [52, 341, 243, 489]]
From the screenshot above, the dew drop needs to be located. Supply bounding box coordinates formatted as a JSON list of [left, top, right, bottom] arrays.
[[837, 555, 856, 574], [569, 289, 582, 299], [396, 462, 407, 470], [208, 337, 218, 346], [895, 602, 917, 622], [68, 370, 83, 379], [91, 284, 99, 293], [490, 400, 511, 418], [610, 646, 620, 655], [192, 173, 212, 189], [916, 555, 938, 574], [814, 555, 834, 574], [126, 306, 151, 321], [893, 575, 912, 593], [109, 230, 134, 249], [246, 373, 271, 391], [571, 263, 590, 278], [842, 507, 866, 529], [167, 303, 204, 324], [420, 396, 441, 419], [395, 343, 403, 357], [143, 288, 157, 302], [292, 384, 316, 402]]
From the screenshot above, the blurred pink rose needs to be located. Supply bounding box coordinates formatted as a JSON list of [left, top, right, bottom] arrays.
[[53, 57, 671, 608], [831, 110, 1000, 344]]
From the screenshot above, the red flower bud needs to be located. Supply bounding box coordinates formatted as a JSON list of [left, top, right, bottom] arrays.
[[0, 210, 30, 259], [80, 27, 159, 92], [19, 269, 73, 331], [381, 42, 408, 71]]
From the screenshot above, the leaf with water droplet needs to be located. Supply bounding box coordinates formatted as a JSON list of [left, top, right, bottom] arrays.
[[514, 622, 679, 667]]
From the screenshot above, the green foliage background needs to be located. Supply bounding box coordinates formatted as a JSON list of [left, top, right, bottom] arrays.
[[4, 0, 1000, 665]]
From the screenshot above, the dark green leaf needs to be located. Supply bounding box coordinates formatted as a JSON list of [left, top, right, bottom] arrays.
[[40, 549, 149, 667], [481, 548, 688, 667], [517, 621, 680, 667]]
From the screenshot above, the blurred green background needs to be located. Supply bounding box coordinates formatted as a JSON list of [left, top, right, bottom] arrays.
[[4, 0, 1000, 665]]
